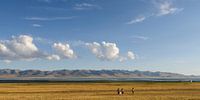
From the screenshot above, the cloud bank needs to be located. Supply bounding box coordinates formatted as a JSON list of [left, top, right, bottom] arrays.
[[0, 35, 135, 63]]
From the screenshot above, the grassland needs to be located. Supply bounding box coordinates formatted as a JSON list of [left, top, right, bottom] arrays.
[[0, 82, 199, 100]]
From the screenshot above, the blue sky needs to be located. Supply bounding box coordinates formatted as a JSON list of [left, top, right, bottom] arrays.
[[0, 0, 200, 75]]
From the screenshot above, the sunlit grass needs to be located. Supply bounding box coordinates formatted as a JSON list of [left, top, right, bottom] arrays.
[[0, 82, 199, 100]]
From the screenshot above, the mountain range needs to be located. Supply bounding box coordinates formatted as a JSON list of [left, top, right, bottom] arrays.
[[0, 69, 192, 79]]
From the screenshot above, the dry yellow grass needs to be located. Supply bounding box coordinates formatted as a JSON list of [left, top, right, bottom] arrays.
[[0, 82, 199, 100]]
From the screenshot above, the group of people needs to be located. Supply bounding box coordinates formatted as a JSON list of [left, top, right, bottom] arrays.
[[117, 88, 124, 95], [117, 88, 135, 95]]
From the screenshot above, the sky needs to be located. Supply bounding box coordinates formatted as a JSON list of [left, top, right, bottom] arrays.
[[0, 0, 200, 75]]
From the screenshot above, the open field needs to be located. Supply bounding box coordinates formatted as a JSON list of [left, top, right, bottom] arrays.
[[0, 82, 199, 100]]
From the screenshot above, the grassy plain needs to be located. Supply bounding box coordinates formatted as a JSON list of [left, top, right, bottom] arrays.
[[0, 82, 199, 100]]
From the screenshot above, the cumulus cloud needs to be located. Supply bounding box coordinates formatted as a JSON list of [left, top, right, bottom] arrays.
[[119, 51, 135, 62], [0, 43, 14, 59], [0, 35, 77, 62], [86, 41, 119, 61], [0, 35, 136, 62], [86, 41, 135, 62], [156, 1, 183, 16], [0, 35, 45, 61], [52, 42, 76, 59], [127, 51, 135, 60], [46, 54, 60, 61]]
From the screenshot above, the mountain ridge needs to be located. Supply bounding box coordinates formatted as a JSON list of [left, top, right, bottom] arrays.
[[0, 69, 193, 78]]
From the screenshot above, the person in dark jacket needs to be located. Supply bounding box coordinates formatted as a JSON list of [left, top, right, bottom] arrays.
[[132, 88, 135, 94], [117, 88, 120, 95]]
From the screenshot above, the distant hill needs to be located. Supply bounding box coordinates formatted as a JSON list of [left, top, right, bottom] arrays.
[[0, 69, 190, 79]]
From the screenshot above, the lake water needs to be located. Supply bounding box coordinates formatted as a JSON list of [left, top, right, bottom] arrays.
[[0, 77, 199, 82]]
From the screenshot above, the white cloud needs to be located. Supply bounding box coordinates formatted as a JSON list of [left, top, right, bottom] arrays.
[[32, 24, 42, 28], [86, 41, 136, 62], [119, 56, 127, 62], [52, 42, 76, 59], [119, 51, 135, 62], [7, 35, 38, 57], [25, 16, 75, 21], [73, 3, 101, 10], [0, 35, 45, 61], [156, 1, 183, 16], [37, 0, 67, 3], [127, 0, 183, 24], [46, 54, 60, 61], [31, 7, 68, 11], [86, 41, 119, 61], [127, 51, 135, 60], [0, 35, 136, 62], [0, 35, 78, 62], [126, 16, 146, 24], [131, 35, 149, 40], [0, 43, 14, 59], [37, 0, 51, 3]]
